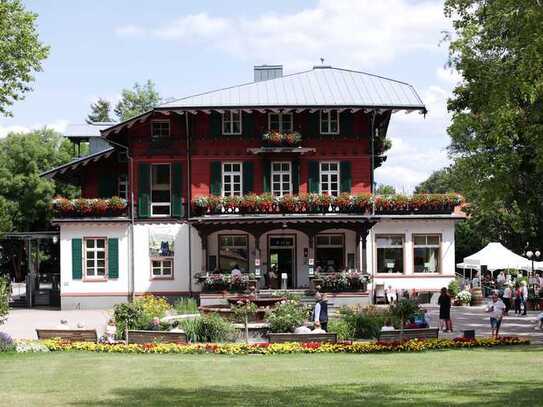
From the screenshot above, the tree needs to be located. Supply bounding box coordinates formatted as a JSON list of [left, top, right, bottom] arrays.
[[86, 98, 112, 123], [443, 1, 543, 253], [414, 166, 462, 194], [0, 128, 75, 232], [390, 299, 420, 341], [114, 80, 161, 121], [375, 184, 396, 195], [0, 0, 49, 116], [0, 276, 9, 325]]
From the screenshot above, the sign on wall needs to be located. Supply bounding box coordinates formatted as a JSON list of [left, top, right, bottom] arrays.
[[149, 227, 176, 257]]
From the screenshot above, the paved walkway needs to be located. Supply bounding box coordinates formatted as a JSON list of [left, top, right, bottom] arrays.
[[2, 305, 542, 343], [424, 305, 543, 344]]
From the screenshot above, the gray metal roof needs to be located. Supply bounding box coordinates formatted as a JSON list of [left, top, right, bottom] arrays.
[[159, 66, 425, 111], [41, 147, 115, 179], [64, 122, 116, 139]]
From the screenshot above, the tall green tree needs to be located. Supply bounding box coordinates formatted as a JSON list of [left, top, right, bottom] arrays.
[[443, 0, 543, 253], [86, 98, 113, 123], [114, 80, 161, 121], [375, 184, 396, 195], [0, 128, 75, 232], [0, 0, 49, 116]]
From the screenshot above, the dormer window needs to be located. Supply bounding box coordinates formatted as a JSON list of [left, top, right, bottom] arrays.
[[222, 110, 242, 135], [268, 113, 293, 132], [151, 120, 170, 140], [320, 110, 339, 134]]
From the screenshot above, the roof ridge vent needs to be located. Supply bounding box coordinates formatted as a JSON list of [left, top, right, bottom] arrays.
[[313, 65, 332, 69]]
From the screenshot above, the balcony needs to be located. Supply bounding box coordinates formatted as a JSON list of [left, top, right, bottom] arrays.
[[191, 193, 464, 217], [51, 197, 128, 219]]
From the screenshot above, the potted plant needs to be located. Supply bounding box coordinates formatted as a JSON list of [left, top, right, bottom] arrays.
[[390, 299, 420, 341]]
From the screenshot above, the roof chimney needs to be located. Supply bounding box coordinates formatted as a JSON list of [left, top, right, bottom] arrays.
[[254, 65, 283, 82]]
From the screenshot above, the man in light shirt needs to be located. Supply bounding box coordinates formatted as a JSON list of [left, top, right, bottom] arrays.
[[487, 293, 506, 338], [502, 284, 512, 315]]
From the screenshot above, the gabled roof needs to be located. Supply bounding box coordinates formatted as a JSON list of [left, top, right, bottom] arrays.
[[41, 147, 115, 180], [159, 66, 426, 111]]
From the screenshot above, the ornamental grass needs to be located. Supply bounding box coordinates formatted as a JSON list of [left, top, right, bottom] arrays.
[[38, 336, 529, 356]]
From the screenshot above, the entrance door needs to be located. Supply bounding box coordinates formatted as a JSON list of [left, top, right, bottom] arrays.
[[269, 236, 296, 288]]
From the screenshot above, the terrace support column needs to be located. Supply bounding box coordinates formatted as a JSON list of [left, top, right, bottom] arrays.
[[200, 231, 208, 274]]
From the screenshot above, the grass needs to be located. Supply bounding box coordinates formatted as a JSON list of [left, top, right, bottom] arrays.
[[1, 346, 542, 406]]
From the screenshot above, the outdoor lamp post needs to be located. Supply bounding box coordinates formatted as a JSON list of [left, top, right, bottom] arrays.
[[525, 249, 540, 281]]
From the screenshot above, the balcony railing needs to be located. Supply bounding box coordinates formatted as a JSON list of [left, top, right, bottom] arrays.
[[51, 197, 128, 218], [191, 193, 464, 216]]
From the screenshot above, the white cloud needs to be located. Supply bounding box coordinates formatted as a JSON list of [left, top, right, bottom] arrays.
[[0, 119, 69, 138], [115, 0, 449, 70], [436, 66, 462, 85]]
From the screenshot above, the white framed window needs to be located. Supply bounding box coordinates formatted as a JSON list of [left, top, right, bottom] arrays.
[[151, 164, 171, 217], [319, 161, 340, 196], [151, 120, 170, 140], [219, 234, 249, 272], [84, 238, 107, 279], [222, 162, 242, 197], [118, 175, 128, 200], [376, 235, 404, 274], [413, 234, 441, 273], [151, 258, 174, 279], [320, 110, 339, 134], [271, 161, 292, 197], [222, 110, 242, 135], [268, 113, 293, 132]]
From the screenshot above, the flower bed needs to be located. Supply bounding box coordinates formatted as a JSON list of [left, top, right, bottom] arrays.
[[262, 131, 302, 146], [196, 273, 257, 292], [313, 271, 368, 292], [37, 336, 529, 355], [52, 197, 128, 218], [191, 193, 463, 216]]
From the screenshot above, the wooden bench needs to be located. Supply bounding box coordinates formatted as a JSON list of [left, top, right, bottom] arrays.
[[378, 328, 439, 343], [126, 330, 188, 345], [267, 333, 338, 343], [36, 329, 98, 342]]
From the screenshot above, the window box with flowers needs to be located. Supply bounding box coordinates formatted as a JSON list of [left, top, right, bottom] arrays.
[[52, 197, 128, 218], [313, 271, 369, 292], [262, 131, 302, 147]]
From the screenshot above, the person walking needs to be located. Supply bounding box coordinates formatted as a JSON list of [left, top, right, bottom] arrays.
[[521, 281, 529, 316], [312, 292, 329, 332], [438, 287, 453, 332], [487, 292, 506, 338], [502, 284, 512, 316], [514, 284, 522, 315]]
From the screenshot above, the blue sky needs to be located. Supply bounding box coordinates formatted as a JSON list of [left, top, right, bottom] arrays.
[[0, 0, 459, 191]]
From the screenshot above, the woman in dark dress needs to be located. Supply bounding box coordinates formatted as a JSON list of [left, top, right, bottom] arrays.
[[438, 287, 453, 332]]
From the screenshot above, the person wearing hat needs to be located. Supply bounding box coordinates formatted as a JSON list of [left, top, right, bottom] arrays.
[[312, 292, 328, 332], [502, 283, 512, 316]]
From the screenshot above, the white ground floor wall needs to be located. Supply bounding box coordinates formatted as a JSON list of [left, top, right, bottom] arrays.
[[57, 218, 457, 309]]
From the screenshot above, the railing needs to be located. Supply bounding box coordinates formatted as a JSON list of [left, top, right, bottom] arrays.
[[51, 197, 128, 218]]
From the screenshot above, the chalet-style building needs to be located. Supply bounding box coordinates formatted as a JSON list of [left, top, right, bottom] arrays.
[[44, 65, 463, 310]]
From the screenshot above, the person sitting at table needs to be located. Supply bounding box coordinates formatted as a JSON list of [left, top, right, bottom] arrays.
[[381, 319, 395, 332], [230, 264, 242, 278], [148, 317, 161, 331]]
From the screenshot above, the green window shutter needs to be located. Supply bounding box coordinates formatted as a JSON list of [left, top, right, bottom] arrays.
[[210, 161, 222, 195], [242, 161, 254, 194], [138, 163, 150, 218], [292, 160, 300, 194], [171, 162, 183, 217], [209, 112, 222, 137], [242, 112, 255, 138], [98, 176, 116, 198], [308, 161, 320, 193], [340, 161, 352, 193], [108, 238, 119, 278], [263, 160, 271, 193], [340, 111, 354, 137], [72, 239, 82, 280], [308, 111, 320, 137]]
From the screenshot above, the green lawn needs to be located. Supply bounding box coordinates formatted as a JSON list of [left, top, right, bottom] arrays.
[[1, 346, 542, 406]]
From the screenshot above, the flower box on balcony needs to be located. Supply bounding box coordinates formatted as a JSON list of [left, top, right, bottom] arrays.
[[262, 131, 302, 147], [52, 197, 128, 218]]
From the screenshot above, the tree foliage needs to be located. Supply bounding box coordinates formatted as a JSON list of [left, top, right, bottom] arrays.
[[0, 128, 75, 232], [0, 0, 49, 116], [375, 184, 396, 195], [86, 98, 113, 123], [441, 0, 543, 254], [113, 80, 161, 121]]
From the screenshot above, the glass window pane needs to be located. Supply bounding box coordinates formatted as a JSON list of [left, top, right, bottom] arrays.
[[86, 240, 94, 248], [414, 236, 426, 246], [377, 247, 404, 273], [96, 239, 105, 248], [427, 236, 440, 245]]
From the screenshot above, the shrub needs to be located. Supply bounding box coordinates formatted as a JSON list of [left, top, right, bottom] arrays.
[[266, 300, 309, 333], [338, 306, 395, 339], [0, 332, 15, 352], [448, 279, 461, 298], [327, 319, 354, 340], [179, 314, 236, 343], [0, 276, 9, 325], [173, 297, 199, 315], [390, 299, 421, 340], [113, 302, 145, 339], [136, 295, 172, 323]]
